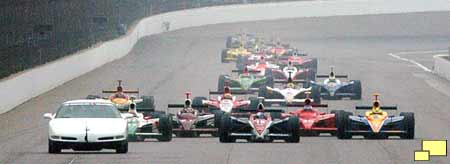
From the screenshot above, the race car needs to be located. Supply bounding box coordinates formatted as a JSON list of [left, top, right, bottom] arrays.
[[221, 44, 252, 63], [44, 99, 129, 153], [225, 33, 259, 48], [167, 92, 222, 137], [218, 103, 300, 143], [336, 94, 415, 139], [258, 76, 321, 104], [267, 61, 316, 81], [284, 98, 339, 136], [202, 86, 252, 113], [276, 53, 318, 71], [308, 67, 361, 100], [217, 69, 273, 93], [240, 57, 280, 77], [86, 80, 172, 142]]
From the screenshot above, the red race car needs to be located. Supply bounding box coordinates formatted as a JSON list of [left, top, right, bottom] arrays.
[[286, 98, 342, 136]]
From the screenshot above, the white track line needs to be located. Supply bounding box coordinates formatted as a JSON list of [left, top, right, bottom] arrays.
[[388, 50, 449, 73]]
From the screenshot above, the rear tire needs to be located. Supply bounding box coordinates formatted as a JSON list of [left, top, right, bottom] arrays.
[[351, 80, 362, 100], [286, 116, 300, 143], [48, 139, 61, 154], [213, 110, 224, 137], [137, 96, 155, 113], [221, 49, 228, 63], [310, 85, 321, 104], [219, 114, 235, 143], [336, 110, 352, 139], [248, 97, 260, 110], [218, 75, 227, 92], [157, 115, 173, 142], [400, 112, 415, 139]]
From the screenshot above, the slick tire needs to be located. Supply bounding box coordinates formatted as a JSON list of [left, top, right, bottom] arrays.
[[219, 114, 235, 143], [286, 116, 300, 143], [400, 112, 415, 139], [351, 80, 362, 100], [336, 110, 352, 139], [157, 115, 173, 142]]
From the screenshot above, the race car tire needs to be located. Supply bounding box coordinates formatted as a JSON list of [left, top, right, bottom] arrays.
[[115, 140, 128, 153], [218, 75, 227, 92], [286, 116, 300, 143], [249, 97, 260, 110], [336, 110, 352, 139], [400, 112, 415, 139], [236, 56, 248, 70], [212, 110, 224, 137], [258, 86, 269, 99], [157, 115, 173, 142], [193, 97, 207, 107], [351, 80, 362, 100], [219, 114, 235, 143], [221, 49, 228, 63], [86, 95, 101, 99], [307, 58, 318, 71], [311, 85, 321, 104], [48, 139, 61, 154], [137, 96, 155, 112], [265, 71, 274, 88]]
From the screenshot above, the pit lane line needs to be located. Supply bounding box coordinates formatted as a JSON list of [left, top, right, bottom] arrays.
[[387, 49, 448, 73]]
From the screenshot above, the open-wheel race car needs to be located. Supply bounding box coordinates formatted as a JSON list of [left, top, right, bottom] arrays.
[[167, 92, 222, 137], [335, 94, 414, 139], [86, 80, 172, 142], [308, 67, 361, 100], [218, 68, 274, 93], [218, 103, 300, 143], [258, 75, 321, 104]]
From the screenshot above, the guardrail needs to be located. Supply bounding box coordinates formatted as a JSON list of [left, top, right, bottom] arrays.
[[0, 0, 449, 114]]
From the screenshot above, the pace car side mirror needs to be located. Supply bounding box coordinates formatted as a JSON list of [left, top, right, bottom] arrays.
[[43, 113, 54, 120]]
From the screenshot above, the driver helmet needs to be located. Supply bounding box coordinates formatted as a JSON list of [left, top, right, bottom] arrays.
[[184, 99, 192, 108], [117, 86, 123, 92], [372, 101, 381, 113], [256, 112, 265, 119], [223, 93, 233, 100], [303, 99, 313, 110]]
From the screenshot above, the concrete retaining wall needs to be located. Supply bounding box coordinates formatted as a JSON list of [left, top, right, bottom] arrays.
[[1, 0, 450, 114]]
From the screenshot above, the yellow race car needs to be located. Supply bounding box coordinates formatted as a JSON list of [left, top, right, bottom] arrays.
[[221, 44, 252, 63]]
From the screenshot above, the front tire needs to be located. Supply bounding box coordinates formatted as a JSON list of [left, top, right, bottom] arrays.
[[219, 114, 235, 143], [115, 140, 128, 153], [286, 116, 300, 143], [48, 139, 61, 154], [336, 110, 352, 139], [351, 80, 362, 100], [157, 115, 173, 142]]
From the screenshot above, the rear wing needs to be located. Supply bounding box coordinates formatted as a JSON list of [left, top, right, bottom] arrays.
[[273, 79, 306, 84], [209, 91, 250, 95], [232, 69, 261, 73], [286, 104, 328, 108], [316, 75, 348, 78], [235, 108, 285, 113], [355, 106, 397, 110], [102, 90, 139, 94], [167, 104, 208, 108]]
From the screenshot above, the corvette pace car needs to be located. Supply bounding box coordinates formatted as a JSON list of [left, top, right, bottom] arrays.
[[217, 70, 273, 93], [218, 103, 299, 143], [167, 93, 222, 137], [308, 67, 361, 100], [44, 99, 129, 153], [258, 77, 321, 104], [87, 80, 172, 141], [335, 94, 414, 139]]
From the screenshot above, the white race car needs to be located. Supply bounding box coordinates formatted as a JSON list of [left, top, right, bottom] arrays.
[[43, 99, 129, 153]]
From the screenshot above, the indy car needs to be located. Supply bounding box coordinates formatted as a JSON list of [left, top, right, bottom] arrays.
[[202, 86, 253, 113], [217, 69, 273, 93], [267, 62, 316, 81], [258, 76, 321, 104], [167, 92, 222, 137], [219, 103, 299, 143], [336, 94, 414, 139], [308, 67, 361, 100], [44, 99, 129, 153], [276, 54, 318, 71], [86, 80, 172, 142], [221, 44, 252, 63], [226, 33, 259, 48]]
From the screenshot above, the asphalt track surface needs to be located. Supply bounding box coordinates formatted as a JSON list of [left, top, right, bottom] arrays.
[[1, 11, 450, 164]]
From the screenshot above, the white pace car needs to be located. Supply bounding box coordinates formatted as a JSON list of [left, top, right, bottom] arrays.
[[43, 99, 130, 153]]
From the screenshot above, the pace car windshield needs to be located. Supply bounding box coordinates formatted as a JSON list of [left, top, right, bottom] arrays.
[[55, 105, 122, 118]]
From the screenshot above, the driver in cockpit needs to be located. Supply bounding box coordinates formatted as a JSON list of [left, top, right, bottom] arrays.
[[328, 71, 337, 83], [303, 98, 313, 111], [110, 86, 128, 100], [223, 87, 233, 100], [179, 99, 197, 115], [255, 103, 267, 119]]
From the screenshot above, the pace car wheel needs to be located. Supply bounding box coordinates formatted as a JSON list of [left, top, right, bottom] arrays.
[[157, 115, 173, 142], [221, 49, 228, 63], [351, 80, 362, 100], [115, 140, 128, 153], [48, 139, 61, 154], [219, 114, 235, 143], [218, 75, 227, 92], [400, 112, 415, 139], [336, 110, 352, 139], [286, 116, 300, 143]]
